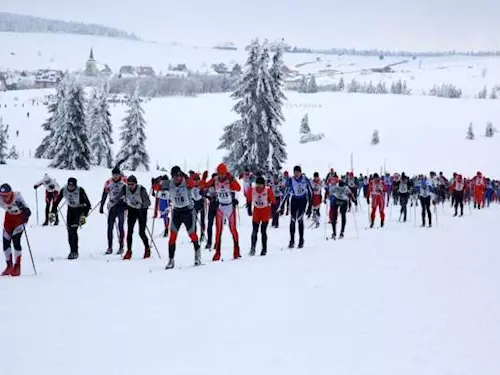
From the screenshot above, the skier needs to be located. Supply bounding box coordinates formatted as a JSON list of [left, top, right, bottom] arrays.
[[345, 172, 359, 211], [246, 176, 275, 256], [122, 175, 151, 260], [54, 178, 91, 260], [398, 173, 411, 222], [191, 173, 206, 241], [368, 173, 386, 228], [472, 171, 486, 209], [99, 167, 127, 255], [310, 172, 323, 228], [201, 163, 241, 261], [269, 173, 284, 228], [0, 184, 31, 276], [418, 176, 433, 227], [450, 174, 465, 217], [362, 175, 370, 205], [282, 166, 312, 248], [34, 173, 61, 226], [282, 170, 290, 215], [157, 175, 171, 237], [150, 176, 162, 218], [165, 166, 201, 269], [326, 178, 356, 239], [204, 173, 218, 249], [383, 173, 392, 207]]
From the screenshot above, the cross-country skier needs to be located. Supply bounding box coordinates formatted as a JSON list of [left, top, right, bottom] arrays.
[[122, 175, 151, 260], [191, 173, 206, 241], [383, 173, 392, 207], [0, 184, 31, 276], [418, 176, 433, 227], [368, 173, 386, 228], [201, 163, 241, 261], [204, 173, 218, 249], [282, 166, 312, 248], [450, 174, 465, 217], [34, 173, 60, 226], [326, 178, 356, 239], [246, 176, 275, 256], [150, 176, 162, 218], [310, 172, 323, 228], [165, 166, 201, 269], [157, 175, 171, 237], [398, 173, 411, 222], [282, 170, 290, 215], [362, 175, 370, 205], [99, 167, 127, 255], [345, 172, 359, 212], [485, 178, 494, 207], [54, 178, 91, 260], [472, 171, 486, 209], [269, 173, 285, 228]]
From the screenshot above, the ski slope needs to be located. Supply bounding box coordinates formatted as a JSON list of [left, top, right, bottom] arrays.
[[0, 88, 499, 374]]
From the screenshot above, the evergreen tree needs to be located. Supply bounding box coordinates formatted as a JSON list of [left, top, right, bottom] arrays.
[[485, 121, 494, 137], [35, 81, 65, 159], [298, 76, 308, 93], [300, 113, 310, 134], [466, 122, 475, 140], [371, 130, 380, 145], [366, 81, 376, 94], [307, 75, 318, 93], [49, 78, 91, 170], [337, 77, 345, 91], [116, 88, 150, 171], [489, 89, 498, 99], [376, 82, 388, 94], [89, 83, 114, 167], [7, 145, 19, 160], [0, 117, 9, 164], [477, 85, 488, 99], [347, 79, 360, 93]]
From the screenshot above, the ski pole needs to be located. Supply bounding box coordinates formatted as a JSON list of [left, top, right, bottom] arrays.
[[35, 190, 39, 226], [351, 209, 359, 239], [151, 216, 156, 238], [23, 226, 37, 275], [145, 225, 161, 259]]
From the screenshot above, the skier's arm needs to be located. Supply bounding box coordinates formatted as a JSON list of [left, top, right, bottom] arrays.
[[53, 188, 64, 209], [79, 188, 91, 216], [33, 179, 44, 189], [140, 186, 151, 208], [228, 173, 241, 192], [17, 195, 31, 222]]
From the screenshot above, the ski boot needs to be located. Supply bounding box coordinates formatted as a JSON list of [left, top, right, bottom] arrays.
[[370, 221, 374, 228], [123, 249, 132, 260], [68, 252, 79, 260], [54, 218, 59, 226], [233, 245, 241, 259], [42, 221, 49, 227], [288, 240, 294, 249], [205, 241, 212, 250], [117, 246, 124, 255], [143, 247, 151, 259], [339, 232, 344, 239], [163, 228, 169, 238], [1, 256, 13, 276], [105, 248, 113, 255], [331, 233, 336, 240], [11, 256, 21, 277], [200, 233, 205, 243], [212, 249, 221, 261], [249, 247, 256, 256], [194, 246, 202, 266], [380, 220, 385, 228], [298, 238, 304, 249], [165, 258, 175, 269]]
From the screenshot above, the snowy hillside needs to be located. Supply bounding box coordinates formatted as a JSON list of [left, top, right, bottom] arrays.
[[0, 86, 500, 374], [1, 32, 500, 96]]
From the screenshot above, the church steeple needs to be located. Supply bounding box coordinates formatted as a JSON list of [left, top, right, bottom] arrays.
[[89, 47, 94, 60]]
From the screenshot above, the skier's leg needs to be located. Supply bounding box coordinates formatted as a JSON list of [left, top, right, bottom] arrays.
[[340, 201, 347, 234], [297, 200, 306, 243], [289, 199, 297, 243], [168, 210, 180, 259], [44, 191, 50, 224], [126, 210, 138, 251], [107, 206, 116, 250], [117, 208, 125, 248], [331, 204, 339, 236], [260, 221, 268, 254], [138, 209, 149, 249]]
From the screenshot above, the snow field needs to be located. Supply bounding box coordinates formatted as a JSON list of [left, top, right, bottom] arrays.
[[0, 88, 499, 374]]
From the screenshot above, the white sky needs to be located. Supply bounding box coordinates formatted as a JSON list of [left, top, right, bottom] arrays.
[[2, 0, 499, 50]]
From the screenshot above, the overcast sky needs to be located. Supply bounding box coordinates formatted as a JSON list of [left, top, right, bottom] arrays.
[[2, 0, 499, 51]]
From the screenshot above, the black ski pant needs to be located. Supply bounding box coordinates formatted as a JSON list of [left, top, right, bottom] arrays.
[[251, 221, 268, 252], [3, 232, 22, 254], [399, 193, 409, 221], [331, 199, 348, 236], [45, 191, 58, 223], [453, 191, 464, 215], [107, 205, 125, 249], [127, 208, 149, 251], [290, 197, 307, 242], [206, 201, 218, 245], [194, 200, 205, 237], [169, 208, 197, 258], [419, 196, 432, 226], [271, 197, 281, 227], [348, 187, 358, 211], [67, 207, 83, 254]]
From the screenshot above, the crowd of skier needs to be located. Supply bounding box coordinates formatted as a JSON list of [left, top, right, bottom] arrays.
[[0, 163, 498, 276]]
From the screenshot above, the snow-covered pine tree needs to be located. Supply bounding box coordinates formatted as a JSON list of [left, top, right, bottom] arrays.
[[298, 76, 308, 93], [347, 79, 360, 93], [35, 80, 66, 159], [7, 145, 19, 160], [371, 130, 380, 145], [116, 88, 150, 171], [477, 85, 487, 99], [49, 78, 91, 170], [300, 113, 310, 134], [376, 82, 388, 94], [485, 121, 494, 137], [466, 122, 475, 140], [89, 83, 114, 167], [489, 89, 497, 99], [307, 75, 318, 93], [0, 117, 9, 164], [337, 77, 345, 91]]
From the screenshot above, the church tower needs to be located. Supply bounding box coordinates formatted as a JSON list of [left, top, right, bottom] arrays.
[[85, 47, 97, 76]]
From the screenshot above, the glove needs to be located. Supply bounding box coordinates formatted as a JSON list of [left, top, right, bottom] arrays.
[[33, 184, 38, 189], [48, 184, 55, 190], [246, 204, 252, 216], [202, 170, 208, 180], [306, 206, 312, 218], [232, 198, 239, 207], [99, 205, 104, 214], [79, 216, 87, 225], [151, 190, 156, 197]]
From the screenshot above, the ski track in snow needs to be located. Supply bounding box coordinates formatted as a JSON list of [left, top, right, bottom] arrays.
[[0, 89, 498, 374]]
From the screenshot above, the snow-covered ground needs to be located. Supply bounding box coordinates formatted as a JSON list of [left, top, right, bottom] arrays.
[[0, 87, 499, 374], [1, 32, 500, 96]]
